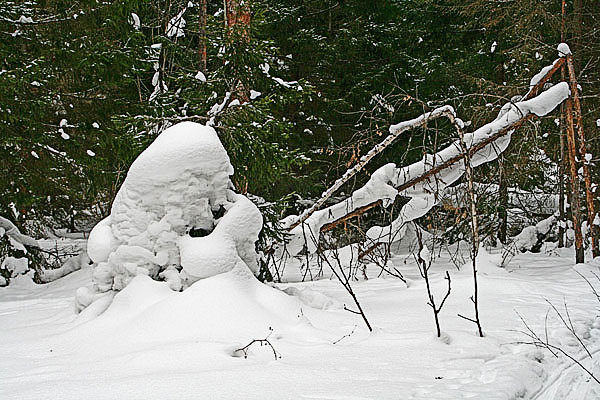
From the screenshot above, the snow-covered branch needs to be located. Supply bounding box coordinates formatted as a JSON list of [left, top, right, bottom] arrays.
[[283, 66, 570, 255], [0, 216, 39, 249], [289, 105, 456, 230]]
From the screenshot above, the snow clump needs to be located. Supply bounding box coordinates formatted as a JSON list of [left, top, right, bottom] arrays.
[[557, 43, 571, 57], [76, 122, 263, 311]]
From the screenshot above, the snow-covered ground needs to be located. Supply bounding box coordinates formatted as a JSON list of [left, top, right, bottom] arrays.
[[1, 245, 600, 400]]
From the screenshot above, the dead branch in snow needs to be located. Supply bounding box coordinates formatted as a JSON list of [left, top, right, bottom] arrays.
[[310, 229, 373, 332], [453, 113, 484, 337], [516, 307, 600, 386], [332, 324, 357, 345], [414, 227, 451, 338], [233, 327, 280, 360], [573, 269, 600, 305]]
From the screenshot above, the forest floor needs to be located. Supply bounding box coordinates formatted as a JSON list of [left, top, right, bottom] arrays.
[[1, 243, 600, 400]]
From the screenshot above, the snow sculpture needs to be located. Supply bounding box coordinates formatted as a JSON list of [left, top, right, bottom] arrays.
[[76, 122, 262, 310]]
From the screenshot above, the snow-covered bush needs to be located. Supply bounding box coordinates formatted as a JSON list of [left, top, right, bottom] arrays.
[[76, 122, 263, 310], [0, 216, 40, 286]]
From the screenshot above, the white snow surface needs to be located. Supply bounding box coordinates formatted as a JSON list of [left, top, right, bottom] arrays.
[[17, 15, 34, 24], [86, 216, 114, 264], [1, 256, 28, 277], [250, 89, 261, 99], [79, 122, 262, 310], [529, 61, 557, 89], [179, 194, 262, 280], [2, 245, 600, 399], [194, 70, 206, 82], [39, 252, 90, 283]]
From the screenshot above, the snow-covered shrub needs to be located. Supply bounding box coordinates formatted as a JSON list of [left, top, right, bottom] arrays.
[[76, 122, 263, 310], [0, 216, 41, 286]]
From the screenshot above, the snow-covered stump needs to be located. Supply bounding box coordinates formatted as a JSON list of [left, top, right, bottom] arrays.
[[76, 122, 263, 311]]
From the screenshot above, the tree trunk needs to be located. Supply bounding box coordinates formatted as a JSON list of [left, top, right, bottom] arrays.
[[225, 0, 250, 102], [225, 0, 250, 34], [567, 56, 599, 257], [498, 155, 508, 244], [558, 131, 565, 248], [564, 90, 585, 263], [456, 122, 484, 337], [199, 0, 207, 73], [573, 0, 583, 69], [558, 0, 566, 248]]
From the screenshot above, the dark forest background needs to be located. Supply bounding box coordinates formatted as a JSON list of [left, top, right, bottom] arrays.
[[1, 0, 598, 237]]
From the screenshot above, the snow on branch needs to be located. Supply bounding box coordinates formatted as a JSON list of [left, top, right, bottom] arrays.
[[289, 105, 456, 230], [0, 5, 109, 26], [0, 216, 39, 249], [525, 57, 565, 99], [283, 63, 570, 256]]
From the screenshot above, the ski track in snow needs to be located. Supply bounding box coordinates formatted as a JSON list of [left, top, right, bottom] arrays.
[[1, 246, 600, 399]]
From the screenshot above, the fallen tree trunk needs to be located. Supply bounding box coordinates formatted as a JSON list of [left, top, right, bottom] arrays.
[[281, 49, 570, 259], [320, 114, 534, 233], [294, 57, 565, 236], [289, 106, 456, 230]]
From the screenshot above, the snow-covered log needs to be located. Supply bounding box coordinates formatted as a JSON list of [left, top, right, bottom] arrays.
[[283, 68, 570, 256], [512, 216, 557, 253], [76, 122, 263, 311], [39, 252, 90, 283], [442, 183, 559, 216]]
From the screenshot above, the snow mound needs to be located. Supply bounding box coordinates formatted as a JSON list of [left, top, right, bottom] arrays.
[[513, 215, 556, 253], [473, 246, 506, 274], [78, 122, 263, 310], [282, 286, 342, 310], [86, 216, 114, 264], [68, 264, 314, 353]]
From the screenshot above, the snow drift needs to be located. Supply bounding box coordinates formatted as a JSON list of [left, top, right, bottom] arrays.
[[77, 122, 263, 310], [70, 264, 315, 355]]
